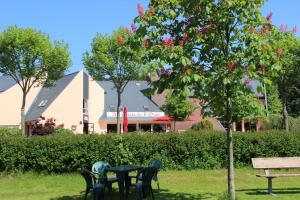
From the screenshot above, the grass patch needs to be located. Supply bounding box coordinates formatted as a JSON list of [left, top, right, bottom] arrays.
[[1, 168, 300, 199]]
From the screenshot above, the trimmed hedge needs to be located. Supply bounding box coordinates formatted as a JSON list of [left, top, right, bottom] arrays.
[[1, 130, 300, 173]]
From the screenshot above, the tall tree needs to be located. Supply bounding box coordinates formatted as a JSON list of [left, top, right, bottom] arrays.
[[83, 28, 144, 134], [161, 89, 195, 131], [270, 29, 300, 130], [0, 26, 71, 135], [266, 83, 282, 115], [135, 1, 279, 198]]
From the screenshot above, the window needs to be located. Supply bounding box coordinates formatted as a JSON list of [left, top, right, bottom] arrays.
[[38, 100, 48, 107], [143, 106, 149, 111], [83, 99, 88, 114], [109, 105, 115, 111]]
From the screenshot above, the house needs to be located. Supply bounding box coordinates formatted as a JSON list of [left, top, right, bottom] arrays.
[[0, 76, 41, 128]]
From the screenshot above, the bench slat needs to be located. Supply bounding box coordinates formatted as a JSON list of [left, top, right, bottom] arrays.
[[252, 157, 300, 169], [256, 174, 300, 178]]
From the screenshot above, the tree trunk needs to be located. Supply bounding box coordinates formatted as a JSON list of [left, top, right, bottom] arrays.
[[282, 93, 289, 131], [173, 120, 176, 132], [21, 91, 27, 136], [117, 90, 121, 134], [226, 87, 235, 200]]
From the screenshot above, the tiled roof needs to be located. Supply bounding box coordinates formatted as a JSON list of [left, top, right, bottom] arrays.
[[0, 76, 16, 92], [25, 72, 79, 121], [98, 81, 164, 121]]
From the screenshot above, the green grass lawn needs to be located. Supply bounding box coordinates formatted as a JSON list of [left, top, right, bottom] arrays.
[[1, 168, 300, 200]]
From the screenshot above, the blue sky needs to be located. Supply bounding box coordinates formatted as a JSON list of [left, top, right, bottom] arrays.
[[0, 0, 299, 73]]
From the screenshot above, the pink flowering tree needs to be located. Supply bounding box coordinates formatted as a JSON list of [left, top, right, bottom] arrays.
[[134, 1, 280, 198], [83, 28, 145, 134]]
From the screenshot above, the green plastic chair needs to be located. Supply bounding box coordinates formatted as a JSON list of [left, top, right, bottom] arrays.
[[131, 159, 162, 192], [149, 160, 163, 192], [135, 167, 157, 200], [92, 161, 118, 199], [79, 169, 105, 200]]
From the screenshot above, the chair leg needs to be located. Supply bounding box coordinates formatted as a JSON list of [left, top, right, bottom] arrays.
[[84, 187, 90, 200], [136, 185, 143, 200], [108, 184, 113, 200], [150, 186, 155, 200]]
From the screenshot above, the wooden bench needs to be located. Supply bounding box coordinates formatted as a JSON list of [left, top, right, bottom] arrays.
[[252, 157, 300, 195]]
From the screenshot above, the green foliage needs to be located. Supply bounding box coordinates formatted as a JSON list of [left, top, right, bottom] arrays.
[[83, 27, 145, 133], [1, 130, 300, 173], [0, 127, 21, 137], [191, 118, 213, 130], [265, 114, 300, 131], [266, 84, 282, 114], [161, 90, 195, 121], [0, 26, 71, 134], [52, 128, 74, 136]]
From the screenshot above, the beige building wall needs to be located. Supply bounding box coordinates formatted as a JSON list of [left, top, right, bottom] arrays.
[[39, 71, 84, 133], [88, 77, 106, 134], [0, 83, 41, 127]]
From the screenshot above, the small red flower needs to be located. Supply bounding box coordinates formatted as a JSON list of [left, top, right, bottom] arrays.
[[162, 37, 174, 48], [149, 6, 155, 16], [249, 26, 255, 34], [279, 24, 288, 32], [116, 35, 125, 45], [125, 27, 131, 34], [266, 12, 273, 24], [179, 32, 188, 46], [131, 23, 137, 31], [144, 38, 151, 49], [259, 65, 266, 74], [227, 61, 236, 72], [292, 26, 297, 33], [137, 3, 145, 19], [276, 48, 283, 57]]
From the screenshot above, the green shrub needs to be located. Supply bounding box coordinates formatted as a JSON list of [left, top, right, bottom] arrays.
[[191, 118, 213, 130], [52, 128, 74, 136], [265, 114, 300, 130], [0, 130, 300, 173], [0, 127, 21, 137]]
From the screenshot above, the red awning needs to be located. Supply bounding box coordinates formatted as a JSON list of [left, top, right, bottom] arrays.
[[153, 116, 173, 121]]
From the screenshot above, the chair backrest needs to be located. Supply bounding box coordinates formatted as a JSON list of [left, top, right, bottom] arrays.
[[92, 161, 111, 178], [80, 169, 96, 188], [141, 167, 157, 186], [149, 159, 163, 171]]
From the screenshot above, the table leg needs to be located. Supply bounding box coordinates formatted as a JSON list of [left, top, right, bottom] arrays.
[[117, 172, 125, 200]]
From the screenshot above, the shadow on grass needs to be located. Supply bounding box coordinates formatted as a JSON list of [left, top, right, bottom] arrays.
[[237, 188, 300, 195], [50, 188, 216, 200]]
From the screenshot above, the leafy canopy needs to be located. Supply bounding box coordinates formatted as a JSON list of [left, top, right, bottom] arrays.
[[0, 26, 71, 89], [161, 89, 195, 121], [83, 27, 144, 92]]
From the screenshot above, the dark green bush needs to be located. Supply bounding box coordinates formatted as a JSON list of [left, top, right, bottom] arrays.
[[265, 114, 300, 130], [52, 128, 74, 136], [0, 130, 300, 173], [0, 127, 21, 137]]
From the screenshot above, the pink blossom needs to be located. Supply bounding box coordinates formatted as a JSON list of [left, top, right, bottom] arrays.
[[125, 27, 131, 34], [249, 26, 255, 34], [131, 23, 137, 31], [262, 25, 269, 34], [276, 48, 283, 57], [227, 61, 236, 72], [137, 3, 145, 19], [292, 26, 297, 33], [116, 35, 125, 45], [149, 6, 155, 16], [144, 38, 151, 49], [162, 37, 174, 48], [266, 12, 273, 24], [279, 24, 288, 32], [179, 33, 188, 45]]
